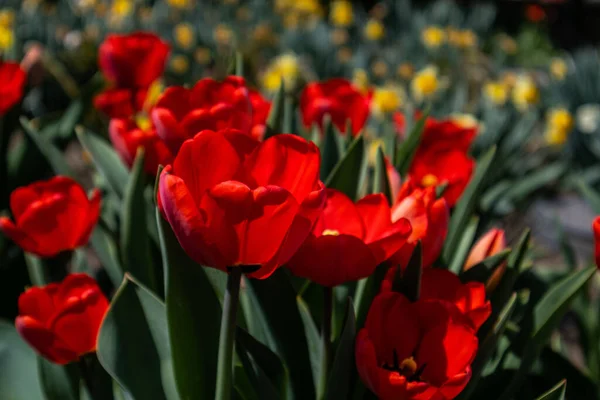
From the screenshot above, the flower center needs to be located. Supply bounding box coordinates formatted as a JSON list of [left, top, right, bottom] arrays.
[[382, 351, 425, 382], [322, 229, 340, 236], [421, 174, 438, 187]]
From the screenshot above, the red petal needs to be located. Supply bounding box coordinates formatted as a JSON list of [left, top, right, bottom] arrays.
[[10, 186, 39, 221], [152, 107, 188, 153], [18, 285, 59, 324], [155, 86, 192, 120], [367, 218, 412, 265], [594, 217, 600, 268], [313, 189, 365, 238], [0, 217, 42, 255], [15, 316, 79, 364], [356, 194, 393, 243]]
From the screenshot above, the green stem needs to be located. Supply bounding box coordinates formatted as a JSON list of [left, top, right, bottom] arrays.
[[318, 286, 333, 400], [215, 267, 242, 400]]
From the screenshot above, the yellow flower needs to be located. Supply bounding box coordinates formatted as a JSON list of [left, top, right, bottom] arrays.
[[0, 9, 15, 28], [167, 0, 191, 9], [283, 12, 300, 29], [512, 76, 539, 111], [498, 34, 517, 55], [295, 0, 322, 15], [214, 24, 233, 46], [262, 53, 300, 92], [0, 26, 13, 51], [483, 81, 508, 106], [451, 113, 479, 129], [550, 58, 568, 80], [449, 29, 477, 49], [330, 1, 353, 27], [111, 0, 132, 17], [371, 60, 388, 78], [547, 108, 573, 133], [501, 72, 518, 88], [194, 47, 212, 65], [372, 86, 403, 115], [397, 63, 414, 80], [422, 26, 446, 49], [365, 19, 385, 41], [170, 55, 189, 75], [411, 66, 440, 102], [352, 69, 369, 94], [174, 23, 195, 49]]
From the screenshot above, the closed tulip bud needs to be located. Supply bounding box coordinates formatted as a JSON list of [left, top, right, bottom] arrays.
[[464, 228, 506, 271]]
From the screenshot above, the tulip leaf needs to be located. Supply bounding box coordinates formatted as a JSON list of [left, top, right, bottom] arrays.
[[156, 207, 222, 400], [55, 99, 84, 140], [535, 380, 566, 400], [38, 359, 79, 400], [502, 162, 566, 205], [394, 111, 427, 176], [447, 216, 479, 275], [354, 264, 388, 329], [283, 95, 294, 134], [24, 253, 49, 286], [325, 135, 365, 200], [75, 127, 129, 198], [395, 241, 422, 302], [372, 146, 393, 205], [0, 319, 45, 400], [297, 297, 322, 388], [575, 178, 600, 214], [442, 146, 497, 265], [96, 276, 176, 400], [459, 248, 511, 284], [320, 117, 340, 181], [90, 224, 124, 288], [265, 80, 285, 138], [236, 328, 287, 400], [325, 298, 356, 400], [20, 117, 74, 178], [121, 149, 159, 297], [247, 269, 316, 400]]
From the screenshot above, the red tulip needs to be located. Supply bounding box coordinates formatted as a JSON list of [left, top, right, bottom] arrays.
[[408, 147, 474, 207], [99, 32, 170, 88], [0, 177, 101, 258], [464, 228, 506, 270], [382, 267, 491, 330], [249, 88, 271, 140], [594, 217, 600, 268], [15, 274, 109, 365], [158, 129, 325, 279], [525, 5, 546, 23], [109, 119, 174, 175], [391, 179, 449, 268], [356, 291, 477, 400], [94, 87, 147, 119], [286, 189, 412, 287], [394, 113, 477, 154], [152, 76, 254, 153], [300, 78, 370, 136], [0, 61, 26, 115]]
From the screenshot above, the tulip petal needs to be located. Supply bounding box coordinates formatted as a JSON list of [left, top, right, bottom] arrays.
[[15, 316, 79, 365], [436, 369, 472, 400], [10, 186, 39, 221], [18, 285, 60, 324], [356, 194, 393, 242], [314, 189, 365, 238], [0, 217, 42, 255], [155, 86, 191, 120], [368, 218, 412, 264], [180, 108, 217, 137], [152, 107, 189, 153]]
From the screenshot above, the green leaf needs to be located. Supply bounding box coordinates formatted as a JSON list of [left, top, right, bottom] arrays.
[[354, 265, 388, 329], [121, 149, 158, 295], [265, 81, 285, 139], [38, 358, 79, 400], [283, 95, 294, 134], [20, 117, 74, 177], [325, 136, 365, 200], [90, 225, 124, 288], [24, 253, 49, 286], [320, 118, 340, 181], [96, 276, 175, 400], [372, 146, 393, 204], [0, 320, 45, 400], [447, 216, 479, 275], [76, 127, 129, 197], [395, 111, 427, 176], [395, 241, 422, 302], [459, 249, 511, 284], [247, 269, 315, 400], [156, 207, 222, 400], [236, 328, 287, 400], [502, 162, 566, 204], [297, 297, 321, 388], [575, 178, 600, 214], [55, 99, 84, 140], [442, 146, 496, 264], [325, 298, 356, 400], [534, 380, 566, 400]]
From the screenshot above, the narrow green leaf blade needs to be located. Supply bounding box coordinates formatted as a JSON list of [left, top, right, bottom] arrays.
[[320, 118, 340, 181], [265, 81, 285, 139], [459, 249, 511, 284], [395, 111, 427, 176], [325, 136, 365, 200], [20, 117, 74, 177], [448, 216, 479, 274], [535, 380, 566, 400], [38, 359, 79, 400], [373, 146, 393, 204], [325, 298, 356, 400]]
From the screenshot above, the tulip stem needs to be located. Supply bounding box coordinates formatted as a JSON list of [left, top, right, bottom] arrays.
[[318, 286, 333, 400], [215, 267, 242, 400]]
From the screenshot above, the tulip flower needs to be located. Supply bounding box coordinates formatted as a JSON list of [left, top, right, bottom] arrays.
[[464, 228, 506, 270], [158, 129, 325, 279], [286, 189, 411, 287], [99, 32, 170, 89], [356, 291, 477, 400], [0, 61, 26, 115], [300, 78, 370, 136], [152, 76, 255, 153], [382, 267, 491, 330], [94, 87, 147, 119], [15, 274, 109, 364], [391, 179, 449, 268], [0, 177, 101, 258], [109, 118, 174, 175], [594, 217, 600, 268]]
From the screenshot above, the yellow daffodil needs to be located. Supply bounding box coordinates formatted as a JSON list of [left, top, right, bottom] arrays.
[[483, 81, 508, 106], [167, 0, 191, 9], [295, 0, 322, 16], [397, 63, 414, 80], [545, 107, 573, 145], [448, 29, 477, 49], [214, 24, 233, 46], [498, 34, 517, 55], [365, 19, 385, 41], [451, 113, 480, 130], [352, 69, 369, 94], [170, 55, 189, 74], [0, 9, 15, 27], [372, 86, 403, 115], [330, 1, 353, 26], [262, 53, 300, 92], [550, 58, 568, 80], [111, 0, 132, 17], [411, 66, 440, 102], [422, 26, 446, 49], [0, 26, 13, 51], [512, 75, 539, 111], [174, 23, 195, 49]]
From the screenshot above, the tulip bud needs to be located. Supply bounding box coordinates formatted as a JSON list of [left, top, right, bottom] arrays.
[[464, 228, 506, 271]]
